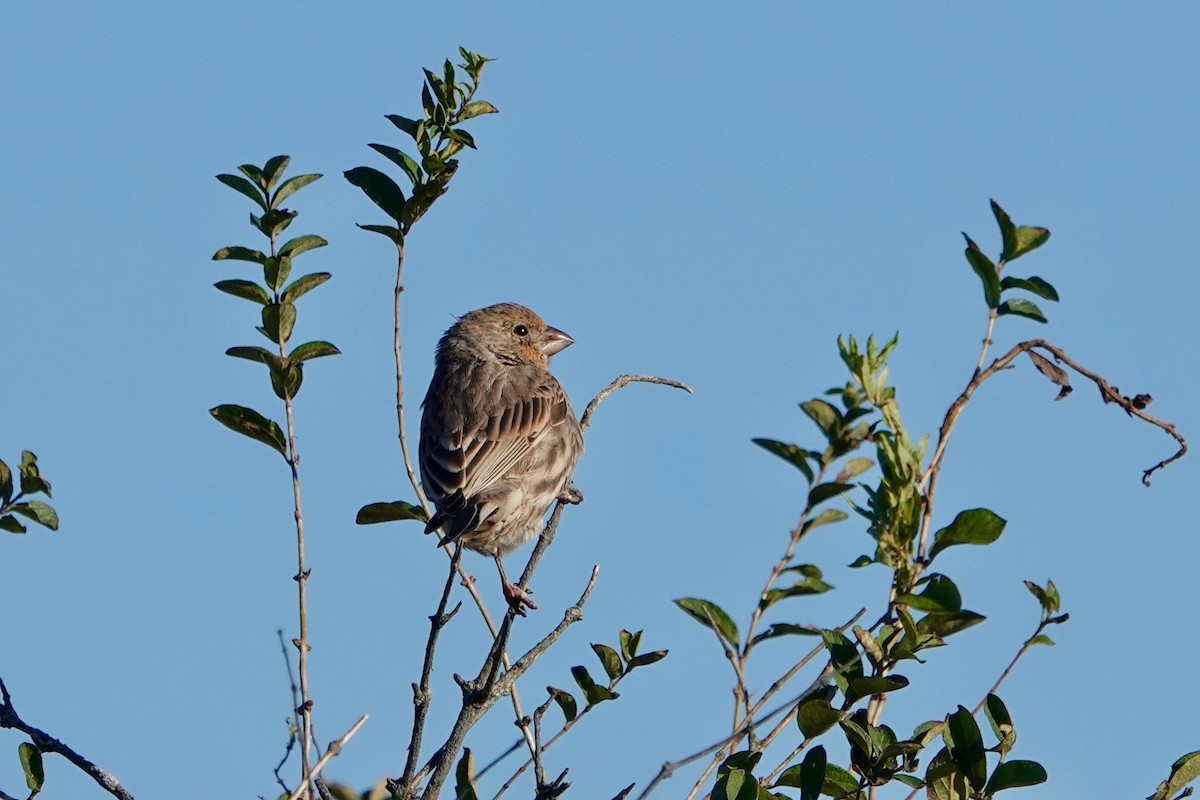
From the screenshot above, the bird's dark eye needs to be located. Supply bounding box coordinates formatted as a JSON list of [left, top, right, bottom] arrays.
[[513, 324, 529, 337]]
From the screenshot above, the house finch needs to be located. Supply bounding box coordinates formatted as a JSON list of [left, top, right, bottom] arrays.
[[420, 303, 584, 613]]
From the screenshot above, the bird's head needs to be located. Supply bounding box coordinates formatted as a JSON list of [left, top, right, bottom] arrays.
[[445, 303, 573, 367]]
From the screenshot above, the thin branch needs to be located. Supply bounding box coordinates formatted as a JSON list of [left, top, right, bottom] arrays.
[[579, 375, 693, 434], [0, 677, 136, 800], [274, 629, 302, 795], [286, 715, 369, 800]]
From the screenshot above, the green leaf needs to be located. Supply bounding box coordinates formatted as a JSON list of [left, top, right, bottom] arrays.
[[454, 748, 479, 800], [278, 235, 328, 259], [447, 128, 477, 149], [844, 675, 908, 705], [990, 200, 1017, 262], [944, 706, 987, 792], [925, 747, 970, 800], [1149, 750, 1200, 800], [10, 501, 59, 531], [263, 255, 291, 291], [262, 155, 291, 191], [1029, 634, 1055, 646], [546, 686, 577, 722], [797, 698, 840, 738], [214, 279, 270, 305], [369, 143, 423, 187], [262, 303, 297, 344], [674, 598, 739, 647], [216, 173, 267, 211], [344, 166, 407, 221], [225, 345, 276, 365], [798, 746, 826, 800], [929, 508, 1006, 561], [460, 100, 499, 120], [893, 774, 925, 789], [808, 482, 853, 507], [821, 630, 862, 684], [750, 623, 821, 647], [386, 114, 421, 139], [1, 515, 27, 534], [997, 298, 1047, 323], [627, 650, 667, 669], [619, 629, 641, 661], [999, 275, 1059, 301], [802, 508, 848, 535], [962, 234, 1000, 309], [1009, 225, 1051, 261], [570, 665, 618, 706], [355, 501, 428, 524], [712, 768, 759, 800], [269, 358, 303, 400], [917, 610, 986, 638], [272, 173, 321, 208], [18, 452, 50, 497], [984, 760, 1047, 794], [281, 272, 332, 304], [0, 458, 11, 504], [592, 643, 623, 680], [237, 162, 264, 186], [896, 574, 962, 613], [800, 399, 840, 441], [984, 694, 1016, 757], [752, 438, 815, 483], [289, 341, 340, 363], [819, 763, 860, 798], [213, 245, 267, 264], [762, 576, 834, 609], [18, 741, 44, 792], [357, 223, 405, 246], [209, 404, 287, 458], [837, 457, 874, 481]]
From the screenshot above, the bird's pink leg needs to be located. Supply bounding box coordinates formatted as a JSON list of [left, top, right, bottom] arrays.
[[494, 555, 537, 615]]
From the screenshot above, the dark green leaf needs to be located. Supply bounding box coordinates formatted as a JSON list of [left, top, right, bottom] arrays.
[[10, 501, 59, 531], [674, 598, 739, 647], [798, 746, 826, 800], [279, 235, 328, 259], [214, 279, 269, 305], [893, 774, 925, 789], [281, 272, 332, 304], [627, 650, 667, 668], [18, 452, 50, 497], [262, 255, 291, 291], [712, 768, 759, 800], [289, 341, 340, 363], [821, 630, 863, 683], [752, 438, 815, 483], [269, 358, 303, 400], [802, 508, 848, 535], [820, 763, 860, 798], [213, 245, 266, 264], [808, 482, 853, 507], [750, 623, 821, 647], [262, 155, 291, 191], [718, 751, 762, 777], [237, 162, 264, 186], [386, 114, 421, 139], [1149, 750, 1200, 800], [355, 501, 428, 524], [990, 200, 1017, 262], [447, 128, 477, 149], [797, 698, 840, 738], [216, 173, 267, 211], [962, 233, 1000, 308], [929, 508, 1006, 561], [369, 143, 423, 187], [925, 746, 969, 800], [896, 574, 962, 613], [262, 303, 297, 344], [944, 706, 987, 791], [0, 458, 11, 504], [272, 173, 321, 208], [848, 555, 873, 568], [570, 665, 618, 706], [344, 166, 407, 221], [985, 694, 1015, 756], [844, 675, 908, 705], [592, 643, 623, 680], [454, 747, 479, 800], [18, 741, 44, 791], [209, 404, 287, 458], [1000, 275, 1059, 301], [546, 686, 577, 722], [997, 299, 1047, 323], [917, 610, 986, 638], [225, 345, 276, 365], [619, 629, 641, 661], [460, 100, 499, 120], [1, 515, 27, 534], [357, 223, 405, 246], [984, 760, 1047, 794], [762, 576, 834, 609]]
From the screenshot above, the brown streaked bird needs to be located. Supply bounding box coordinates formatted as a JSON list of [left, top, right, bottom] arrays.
[[419, 303, 584, 614]]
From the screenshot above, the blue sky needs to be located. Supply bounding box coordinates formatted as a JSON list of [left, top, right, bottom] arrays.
[[2, 3, 1197, 798]]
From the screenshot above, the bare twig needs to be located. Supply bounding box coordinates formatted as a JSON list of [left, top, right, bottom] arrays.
[[0, 677, 136, 800], [579, 375, 693, 434], [285, 715, 369, 800], [274, 629, 302, 795]]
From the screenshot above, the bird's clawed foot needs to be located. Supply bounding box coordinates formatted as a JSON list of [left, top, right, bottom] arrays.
[[558, 485, 583, 505], [502, 581, 538, 616]]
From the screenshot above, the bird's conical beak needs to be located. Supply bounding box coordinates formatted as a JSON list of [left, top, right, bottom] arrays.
[[540, 326, 574, 357]]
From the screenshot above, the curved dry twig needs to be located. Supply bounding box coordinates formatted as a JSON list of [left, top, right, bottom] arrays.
[[0, 678, 136, 800], [580, 374, 693, 433], [286, 714, 369, 800]]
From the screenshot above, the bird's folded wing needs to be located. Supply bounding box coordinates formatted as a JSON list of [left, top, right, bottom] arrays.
[[422, 376, 570, 505]]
